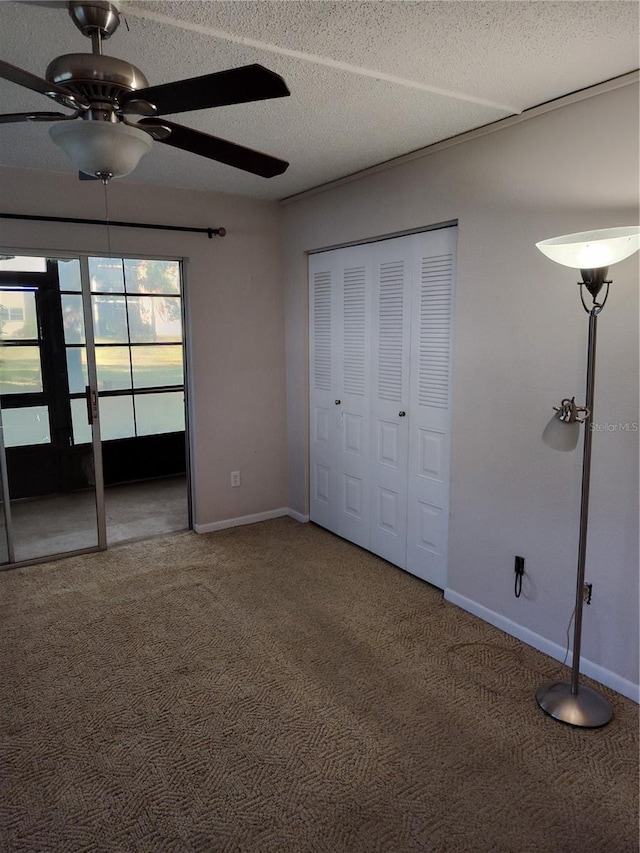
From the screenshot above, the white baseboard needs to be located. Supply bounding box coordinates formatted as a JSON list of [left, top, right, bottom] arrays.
[[444, 589, 639, 704], [287, 509, 310, 523], [194, 507, 308, 534]]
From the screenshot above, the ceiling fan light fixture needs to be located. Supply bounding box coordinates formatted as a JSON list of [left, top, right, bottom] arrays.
[[49, 120, 152, 178]]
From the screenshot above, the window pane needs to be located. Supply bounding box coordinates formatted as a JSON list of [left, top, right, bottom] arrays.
[[0, 256, 46, 273], [61, 294, 86, 344], [57, 259, 81, 291], [127, 296, 182, 343], [1, 406, 50, 446], [124, 259, 180, 294], [135, 392, 185, 436], [70, 398, 92, 445], [92, 295, 128, 343], [0, 346, 43, 393], [0, 290, 38, 340], [98, 394, 135, 440], [66, 347, 88, 394], [131, 345, 183, 388], [96, 346, 132, 391], [89, 258, 125, 293]]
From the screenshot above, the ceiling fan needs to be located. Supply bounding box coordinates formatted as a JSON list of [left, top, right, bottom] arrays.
[[0, 0, 291, 181]]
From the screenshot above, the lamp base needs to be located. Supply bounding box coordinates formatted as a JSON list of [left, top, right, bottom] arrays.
[[536, 680, 612, 728]]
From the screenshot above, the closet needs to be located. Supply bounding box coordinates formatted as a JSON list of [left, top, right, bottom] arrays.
[[309, 226, 457, 589]]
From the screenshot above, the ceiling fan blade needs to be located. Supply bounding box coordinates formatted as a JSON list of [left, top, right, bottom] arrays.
[[139, 118, 288, 178], [0, 59, 85, 110], [123, 64, 290, 117], [0, 111, 70, 124], [78, 171, 100, 181]]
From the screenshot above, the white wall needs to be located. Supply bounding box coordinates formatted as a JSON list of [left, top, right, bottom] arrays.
[[281, 83, 639, 697], [0, 167, 288, 529]]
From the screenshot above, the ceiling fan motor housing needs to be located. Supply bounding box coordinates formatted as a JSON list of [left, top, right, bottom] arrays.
[[46, 53, 149, 119]]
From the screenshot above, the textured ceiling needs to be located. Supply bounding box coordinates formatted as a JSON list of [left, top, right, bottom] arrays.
[[0, 0, 638, 200]]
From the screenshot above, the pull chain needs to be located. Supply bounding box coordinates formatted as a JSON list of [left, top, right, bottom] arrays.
[[102, 178, 113, 258]]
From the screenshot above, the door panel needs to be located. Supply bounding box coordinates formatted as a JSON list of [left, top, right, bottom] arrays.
[[343, 472, 365, 520], [0, 258, 102, 563], [309, 265, 337, 532], [334, 251, 371, 548], [314, 462, 331, 503], [343, 412, 364, 455], [377, 419, 401, 467], [416, 500, 444, 551], [369, 241, 412, 568], [406, 228, 456, 586]]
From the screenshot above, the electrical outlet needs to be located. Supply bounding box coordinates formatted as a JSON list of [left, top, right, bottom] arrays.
[[230, 470, 240, 488]]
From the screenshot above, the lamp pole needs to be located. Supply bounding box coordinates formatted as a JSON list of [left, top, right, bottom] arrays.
[[570, 307, 597, 695], [535, 280, 612, 728]]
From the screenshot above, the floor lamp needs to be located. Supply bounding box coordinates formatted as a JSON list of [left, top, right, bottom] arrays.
[[534, 226, 640, 728]]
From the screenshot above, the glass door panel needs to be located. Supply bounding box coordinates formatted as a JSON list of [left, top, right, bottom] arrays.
[[0, 257, 103, 564], [89, 256, 188, 544]]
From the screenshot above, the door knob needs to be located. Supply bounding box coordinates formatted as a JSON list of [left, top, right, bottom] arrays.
[[399, 411, 406, 417]]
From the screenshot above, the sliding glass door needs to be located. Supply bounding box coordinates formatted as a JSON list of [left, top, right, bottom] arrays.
[[0, 251, 188, 567]]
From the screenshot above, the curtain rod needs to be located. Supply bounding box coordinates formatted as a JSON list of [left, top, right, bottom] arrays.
[[0, 212, 226, 239]]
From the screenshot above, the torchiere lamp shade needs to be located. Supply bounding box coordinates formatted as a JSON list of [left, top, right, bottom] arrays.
[[536, 226, 640, 270]]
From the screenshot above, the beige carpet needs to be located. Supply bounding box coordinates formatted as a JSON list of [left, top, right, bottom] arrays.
[[1, 518, 637, 852]]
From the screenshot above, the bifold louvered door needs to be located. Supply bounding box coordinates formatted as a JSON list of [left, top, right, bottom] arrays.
[[309, 265, 335, 533], [405, 228, 456, 588], [369, 238, 412, 567], [310, 244, 372, 548], [309, 226, 456, 589]]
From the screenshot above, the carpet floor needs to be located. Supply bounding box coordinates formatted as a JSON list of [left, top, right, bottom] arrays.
[[0, 518, 637, 852], [9, 475, 188, 562]]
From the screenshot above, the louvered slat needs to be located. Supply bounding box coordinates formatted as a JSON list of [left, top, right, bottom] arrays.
[[419, 254, 452, 409], [313, 271, 332, 391], [377, 260, 404, 403], [342, 266, 366, 396]]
